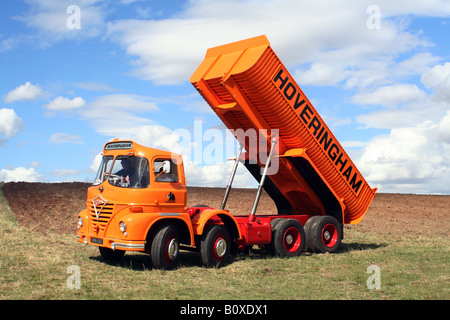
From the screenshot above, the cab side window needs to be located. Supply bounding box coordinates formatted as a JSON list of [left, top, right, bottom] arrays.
[[154, 159, 179, 183]]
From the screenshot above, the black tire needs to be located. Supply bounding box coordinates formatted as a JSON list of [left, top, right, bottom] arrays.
[[151, 224, 181, 270], [305, 215, 342, 253], [266, 218, 284, 255], [271, 219, 306, 257], [99, 246, 125, 261], [304, 215, 321, 252], [200, 224, 231, 268], [270, 218, 284, 231]]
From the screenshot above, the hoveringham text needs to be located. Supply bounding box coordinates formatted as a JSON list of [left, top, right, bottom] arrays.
[[272, 68, 363, 194]]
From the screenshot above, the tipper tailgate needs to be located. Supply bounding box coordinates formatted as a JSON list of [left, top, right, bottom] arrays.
[[191, 35, 376, 224]]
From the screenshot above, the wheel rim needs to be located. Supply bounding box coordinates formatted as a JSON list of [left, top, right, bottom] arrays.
[[283, 227, 301, 252], [213, 236, 227, 259], [321, 223, 338, 247], [165, 236, 179, 261]]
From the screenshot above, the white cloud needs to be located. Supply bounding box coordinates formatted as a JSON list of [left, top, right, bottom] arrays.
[[105, 0, 449, 86], [82, 94, 159, 136], [436, 111, 450, 143], [358, 122, 449, 193], [106, 19, 205, 84], [352, 84, 426, 107], [394, 52, 441, 78], [0, 108, 25, 144], [421, 62, 450, 103], [45, 96, 86, 111], [355, 60, 450, 130], [4, 82, 43, 103], [132, 124, 185, 154], [354, 60, 450, 193], [90, 152, 103, 173], [0, 167, 43, 182], [295, 63, 349, 87], [49, 132, 84, 144], [356, 108, 427, 130]]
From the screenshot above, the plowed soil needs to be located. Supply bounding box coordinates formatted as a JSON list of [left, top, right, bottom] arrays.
[[2, 182, 449, 239]]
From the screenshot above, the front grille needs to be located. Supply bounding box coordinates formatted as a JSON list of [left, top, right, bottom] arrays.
[[88, 201, 115, 232]]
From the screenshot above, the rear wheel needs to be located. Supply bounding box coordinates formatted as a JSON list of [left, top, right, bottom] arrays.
[[200, 224, 231, 268], [305, 215, 342, 253], [151, 225, 181, 270], [271, 219, 306, 257]]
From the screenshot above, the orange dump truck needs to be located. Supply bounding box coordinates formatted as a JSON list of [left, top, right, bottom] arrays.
[[77, 35, 376, 269]]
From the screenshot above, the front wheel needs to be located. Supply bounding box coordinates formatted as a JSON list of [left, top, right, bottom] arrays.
[[200, 224, 231, 268], [151, 225, 181, 270]]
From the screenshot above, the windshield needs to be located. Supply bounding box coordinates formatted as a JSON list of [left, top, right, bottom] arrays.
[[93, 155, 150, 188], [93, 156, 113, 186]]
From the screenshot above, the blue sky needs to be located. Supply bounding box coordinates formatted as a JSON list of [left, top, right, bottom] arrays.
[[1, 0, 449, 194]]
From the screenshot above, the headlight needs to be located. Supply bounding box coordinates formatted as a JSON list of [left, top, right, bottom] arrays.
[[77, 217, 83, 230], [119, 221, 127, 233]]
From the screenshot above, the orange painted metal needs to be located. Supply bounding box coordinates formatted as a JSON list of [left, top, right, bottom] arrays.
[[191, 35, 376, 224], [76, 140, 195, 250]]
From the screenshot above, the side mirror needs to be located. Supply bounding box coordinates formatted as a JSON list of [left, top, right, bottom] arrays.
[[162, 160, 171, 174]]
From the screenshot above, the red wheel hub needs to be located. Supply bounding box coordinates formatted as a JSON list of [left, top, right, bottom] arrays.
[[212, 235, 227, 260], [321, 223, 338, 247], [283, 227, 301, 252]]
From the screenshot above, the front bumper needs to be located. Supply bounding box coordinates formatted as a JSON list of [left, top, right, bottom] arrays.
[[76, 233, 146, 251]]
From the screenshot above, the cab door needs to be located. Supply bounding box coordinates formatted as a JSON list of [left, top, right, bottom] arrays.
[[152, 156, 186, 214]]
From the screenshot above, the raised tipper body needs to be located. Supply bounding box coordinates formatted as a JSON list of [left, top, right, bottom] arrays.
[[191, 35, 377, 226]]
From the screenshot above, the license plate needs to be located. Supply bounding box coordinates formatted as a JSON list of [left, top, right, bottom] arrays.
[[90, 237, 103, 245]]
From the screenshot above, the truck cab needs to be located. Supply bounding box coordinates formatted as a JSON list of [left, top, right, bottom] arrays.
[[76, 139, 194, 267]]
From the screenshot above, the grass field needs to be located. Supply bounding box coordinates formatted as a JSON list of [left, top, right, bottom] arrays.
[[0, 183, 448, 301]]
